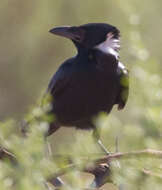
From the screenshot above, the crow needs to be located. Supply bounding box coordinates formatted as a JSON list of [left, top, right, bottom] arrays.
[[45, 23, 129, 152]]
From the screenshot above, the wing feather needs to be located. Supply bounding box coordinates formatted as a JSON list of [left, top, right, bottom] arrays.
[[47, 59, 74, 98], [117, 62, 129, 110]]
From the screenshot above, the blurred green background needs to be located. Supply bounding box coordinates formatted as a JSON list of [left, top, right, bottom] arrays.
[[0, 0, 162, 189], [1, 0, 162, 150], [1, 0, 162, 120]]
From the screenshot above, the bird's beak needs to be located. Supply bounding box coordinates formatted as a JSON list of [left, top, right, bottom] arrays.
[[49, 26, 84, 42]]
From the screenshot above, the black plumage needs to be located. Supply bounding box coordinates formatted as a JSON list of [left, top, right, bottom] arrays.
[[46, 23, 129, 143]]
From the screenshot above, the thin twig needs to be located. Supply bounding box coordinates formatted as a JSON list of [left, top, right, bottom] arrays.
[[97, 149, 162, 164], [1, 147, 162, 187], [0, 147, 17, 164], [142, 168, 162, 179], [48, 149, 162, 187]]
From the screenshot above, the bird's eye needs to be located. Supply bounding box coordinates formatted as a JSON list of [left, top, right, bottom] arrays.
[[75, 36, 81, 42]]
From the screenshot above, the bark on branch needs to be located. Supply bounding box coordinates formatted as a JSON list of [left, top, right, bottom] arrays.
[[48, 149, 162, 188], [1, 148, 162, 188]]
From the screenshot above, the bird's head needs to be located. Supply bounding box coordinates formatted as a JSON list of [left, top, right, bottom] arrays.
[[49, 23, 120, 57]]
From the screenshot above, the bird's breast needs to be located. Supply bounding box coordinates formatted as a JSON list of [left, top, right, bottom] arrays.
[[53, 62, 120, 126]]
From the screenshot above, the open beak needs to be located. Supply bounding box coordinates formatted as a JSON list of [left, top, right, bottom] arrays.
[[49, 26, 84, 42]]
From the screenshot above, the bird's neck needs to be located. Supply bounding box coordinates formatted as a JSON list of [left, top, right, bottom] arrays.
[[76, 47, 93, 61], [77, 48, 89, 56], [76, 47, 118, 68], [73, 41, 90, 57]]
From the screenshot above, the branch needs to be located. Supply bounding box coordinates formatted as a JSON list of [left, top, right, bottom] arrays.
[[49, 149, 162, 188], [48, 163, 111, 188], [0, 147, 17, 164], [142, 169, 162, 179], [97, 149, 162, 164], [1, 148, 162, 188]]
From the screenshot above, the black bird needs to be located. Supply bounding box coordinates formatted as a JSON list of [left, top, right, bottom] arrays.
[[46, 23, 129, 152]]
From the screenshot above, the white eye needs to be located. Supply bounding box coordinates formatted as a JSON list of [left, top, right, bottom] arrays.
[[95, 32, 120, 59]]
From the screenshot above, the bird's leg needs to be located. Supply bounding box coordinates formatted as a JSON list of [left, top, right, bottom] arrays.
[[115, 136, 121, 168], [93, 128, 121, 168], [97, 139, 110, 155], [44, 127, 64, 188], [93, 128, 110, 155], [90, 128, 111, 188], [45, 138, 52, 157]]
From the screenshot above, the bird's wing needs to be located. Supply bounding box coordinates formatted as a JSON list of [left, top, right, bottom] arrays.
[[47, 60, 74, 98], [116, 62, 129, 110]]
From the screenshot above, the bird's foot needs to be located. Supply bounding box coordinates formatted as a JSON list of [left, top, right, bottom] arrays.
[[97, 139, 121, 168]]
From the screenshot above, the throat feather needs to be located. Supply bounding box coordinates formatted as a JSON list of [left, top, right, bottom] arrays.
[[95, 36, 120, 59]]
